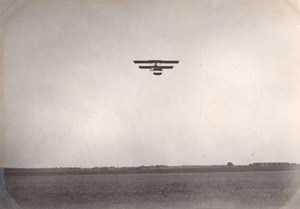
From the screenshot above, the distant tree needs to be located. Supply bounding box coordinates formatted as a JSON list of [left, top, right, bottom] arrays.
[[227, 162, 234, 167]]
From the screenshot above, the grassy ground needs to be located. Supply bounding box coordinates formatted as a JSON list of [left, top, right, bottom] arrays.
[[5, 171, 300, 209]]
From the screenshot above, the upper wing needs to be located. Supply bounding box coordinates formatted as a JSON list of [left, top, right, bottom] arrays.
[[158, 61, 179, 64], [133, 60, 157, 64], [134, 60, 179, 64]]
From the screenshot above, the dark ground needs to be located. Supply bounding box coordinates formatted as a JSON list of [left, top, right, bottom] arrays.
[[4, 169, 300, 209]]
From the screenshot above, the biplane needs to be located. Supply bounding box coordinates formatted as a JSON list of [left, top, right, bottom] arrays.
[[133, 60, 179, 75]]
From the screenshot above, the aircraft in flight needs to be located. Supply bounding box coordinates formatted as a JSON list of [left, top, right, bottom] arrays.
[[133, 60, 179, 75]]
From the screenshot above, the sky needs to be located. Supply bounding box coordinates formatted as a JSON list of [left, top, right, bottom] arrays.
[[1, 0, 300, 168]]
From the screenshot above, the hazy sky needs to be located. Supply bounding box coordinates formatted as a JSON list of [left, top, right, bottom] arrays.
[[1, 0, 300, 168]]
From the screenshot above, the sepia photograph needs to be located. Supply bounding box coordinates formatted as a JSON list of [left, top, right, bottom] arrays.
[[1, 0, 300, 208]]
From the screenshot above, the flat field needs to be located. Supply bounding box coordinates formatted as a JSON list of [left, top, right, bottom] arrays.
[[5, 171, 300, 209]]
